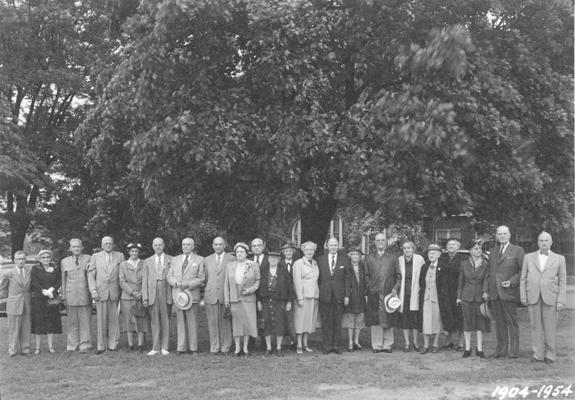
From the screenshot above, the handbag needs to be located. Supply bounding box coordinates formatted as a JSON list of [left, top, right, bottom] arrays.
[[47, 296, 63, 308], [132, 301, 148, 318], [223, 305, 231, 320]]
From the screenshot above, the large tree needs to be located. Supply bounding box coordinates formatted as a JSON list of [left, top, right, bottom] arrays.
[[78, 0, 573, 247]]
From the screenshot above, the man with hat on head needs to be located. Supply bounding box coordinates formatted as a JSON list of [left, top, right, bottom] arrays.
[[279, 241, 298, 347], [167, 237, 205, 355], [365, 233, 401, 353], [61, 238, 92, 352], [142, 237, 173, 355], [203, 236, 235, 354], [88, 236, 125, 354]]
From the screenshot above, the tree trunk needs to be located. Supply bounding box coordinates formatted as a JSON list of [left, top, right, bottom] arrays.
[[5, 190, 35, 256], [300, 196, 338, 256]]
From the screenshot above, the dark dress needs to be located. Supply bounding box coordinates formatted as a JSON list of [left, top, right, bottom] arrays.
[[458, 257, 490, 332], [30, 264, 63, 335], [399, 257, 419, 329], [437, 252, 463, 333], [258, 264, 294, 336]]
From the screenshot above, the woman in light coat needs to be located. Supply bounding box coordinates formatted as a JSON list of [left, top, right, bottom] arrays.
[[292, 241, 319, 354], [224, 242, 260, 357], [398, 241, 425, 352]]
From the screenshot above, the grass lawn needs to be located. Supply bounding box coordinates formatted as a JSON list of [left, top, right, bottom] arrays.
[[0, 307, 573, 400]]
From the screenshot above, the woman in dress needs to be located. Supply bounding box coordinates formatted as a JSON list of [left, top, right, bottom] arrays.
[[224, 242, 260, 357], [457, 239, 490, 358], [342, 247, 366, 352], [292, 241, 319, 354], [257, 251, 293, 357], [398, 241, 424, 352], [418, 244, 444, 354], [119, 242, 150, 352], [30, 249, 62, 354]]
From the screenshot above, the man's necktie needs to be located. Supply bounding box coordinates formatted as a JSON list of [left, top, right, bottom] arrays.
[[75, 255, 79, 266], [287, 261, 292, 273], [182, 255, 189, 274], [157, 257, 162, 275], [256, 256, 260, 267], [331, 255, 335, 275], [500, 244, 505, 256]]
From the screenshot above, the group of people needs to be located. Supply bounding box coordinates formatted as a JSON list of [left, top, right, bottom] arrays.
[[0, 226, 567, 364]]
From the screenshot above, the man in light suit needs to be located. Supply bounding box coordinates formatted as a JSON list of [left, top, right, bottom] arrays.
[[317, 237, 351, 354], [88, 236, 124, 354], [520, 232, 567, 363], [167, 237, 205, 355], [203, 236, 235, 354], [61, 238, 92, 352], [142, 237, 173, 355], [484, 225, 525, 359], [0, 251, 32, 357]]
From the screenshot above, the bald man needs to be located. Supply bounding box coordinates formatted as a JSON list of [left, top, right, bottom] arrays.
[[167, 237, 205, 354], [88, 236, 125, 354], [142, 237, 173, 355], [520, 232, 566, 363], [61, 239, 92, 352]]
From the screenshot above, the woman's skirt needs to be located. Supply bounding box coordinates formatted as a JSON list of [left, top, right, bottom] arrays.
[[231, 301, 258, 337], [120, 299, 151, 333], [261, 298, 287, 336], [294, 298, 318, 334], [31, 298, 62, 335], [341, 312, 365, 329], [422, 299, 442, 335], [399, 293, 420, 329], [462, 301, 490, 332]]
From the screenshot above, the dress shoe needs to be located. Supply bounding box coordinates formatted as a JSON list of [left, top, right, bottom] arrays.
[[128, 345, 135, 352], [544, 357, 554, 364], [382, 349, 392, 354], [332, 349, 342, 355], [431, 346, 439, 353], [9, 353, 16, 358], [264, 349, 272, 357], [234, 351, 242, 357], [456, 345, 464, 352], [49, 348, 56, 354], [420, 347, 429, 355], [403, 346, 411, 353], [372, 349, 382, 354], [529, 356, 544, 363], [296, 347, 303, 354], [244, 352, 250, 358], [108, 348, 117, 352], [147, 350, 159, 356], [305, 346, 313, 353], [276, 350, 284, 357], [476, 350, 485, 359], [96, 349, 105, 355], [413, 345, 421, 352], [442, 343, 454, 350], [490, 353, 506, 359], [462, 350, 471, 358], [160, 349, 169, 355], [177, 351, 186, 356], [353, 343, 362, 350], [347, 347, 354, 352]]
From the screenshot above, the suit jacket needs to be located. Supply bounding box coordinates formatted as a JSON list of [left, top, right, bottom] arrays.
[[88, 251, 124, 302], [204, 252, 235, 304], [0, 266, 31, 315], [486, 243, 525, 302], [224, 260, 260, 303], [520, 250, 567, 306], [142, 253, 173, 306], [167, 253, 205, 304], [317, 253, 350, 303], [61, 254, 91, 306], [398, 254, 425, 312], [119, 259, 144, 300], [344, 262, 367, 314], [457, 257, 489, 303], [364, 252, 401, 326], [292, 257, 319, 301], [279, 258, 297, 300]]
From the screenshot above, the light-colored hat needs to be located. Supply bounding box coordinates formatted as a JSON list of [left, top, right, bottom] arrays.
[[38, 249, 52, 258], [175, 289, 193, 311], [480, 302, 493, 320], [384, 293, 401, 313], [426, 244, 442, 254]]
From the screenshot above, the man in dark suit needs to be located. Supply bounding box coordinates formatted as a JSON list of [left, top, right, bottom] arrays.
[[317, 237, 350, 354], [484, 225, 525, 359], [250, 237, 268, 347]]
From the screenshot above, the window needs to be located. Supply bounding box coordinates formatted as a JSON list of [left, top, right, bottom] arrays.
[[435, 229, 461, 247]]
